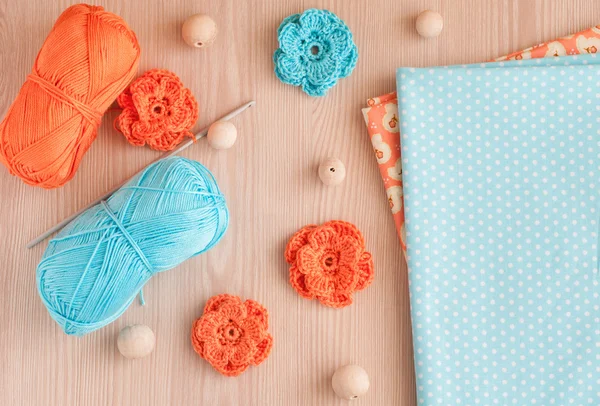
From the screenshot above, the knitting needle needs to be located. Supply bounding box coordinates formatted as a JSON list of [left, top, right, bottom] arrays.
[[26, 100, 256, 249]]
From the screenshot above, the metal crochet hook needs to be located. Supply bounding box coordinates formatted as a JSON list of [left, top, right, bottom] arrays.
[[27, 100, 256, 249]]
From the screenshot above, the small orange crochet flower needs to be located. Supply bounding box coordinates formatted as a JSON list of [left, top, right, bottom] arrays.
[[115, 69, 199, 151], [191, 294, 273, 377], [285, 221, 374, 308]]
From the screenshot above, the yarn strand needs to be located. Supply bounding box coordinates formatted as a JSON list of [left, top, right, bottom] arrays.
[[27, 74, 103, 126]]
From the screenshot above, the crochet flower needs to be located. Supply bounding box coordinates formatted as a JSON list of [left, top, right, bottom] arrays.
[[273, 9, 358, 97], [115, 69, 199, 151], [285, 221, 374, 308], [191, 294, 273, 377]]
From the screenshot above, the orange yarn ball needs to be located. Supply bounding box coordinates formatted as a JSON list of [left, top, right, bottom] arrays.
[[114, 69, 199, 151], [0, 4, 140, 189]]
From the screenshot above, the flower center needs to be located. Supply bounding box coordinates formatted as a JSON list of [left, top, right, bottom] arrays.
[[321, 250, 339, 274], [303, 37, 330, 62], [150, 98, 173, 118], [151, 103, 165, 116], [218, 321, 242, 344]]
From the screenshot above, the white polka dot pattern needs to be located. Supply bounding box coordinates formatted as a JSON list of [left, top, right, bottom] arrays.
[[397, 54, 600, 405]]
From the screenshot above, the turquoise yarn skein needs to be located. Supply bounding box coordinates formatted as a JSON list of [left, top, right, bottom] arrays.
[[36, 157, 229, 336]]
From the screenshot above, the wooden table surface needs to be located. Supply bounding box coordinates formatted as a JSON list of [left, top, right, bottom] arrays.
[[0, 1, 598, 405]]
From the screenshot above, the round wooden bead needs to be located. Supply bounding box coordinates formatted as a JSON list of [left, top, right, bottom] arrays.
[[207, 121, 237, 149], [415, 10, 444, 38], [182, 14, 218, 48], [332, 365, 370, 400], [318, 157, 346, 186], [117, 325, 155, 359]]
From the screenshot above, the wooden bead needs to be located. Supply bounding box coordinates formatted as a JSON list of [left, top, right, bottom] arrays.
[[318, 157, 346, 186], [332, 365, 370, 400], [182, 14, 218, 48], [117, 325, 155, 359], [207, 121, 237, 149], [415, 10, 444, 38]]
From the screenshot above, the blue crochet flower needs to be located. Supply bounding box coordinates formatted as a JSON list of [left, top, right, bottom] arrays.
[[273, 9, 358, 97]]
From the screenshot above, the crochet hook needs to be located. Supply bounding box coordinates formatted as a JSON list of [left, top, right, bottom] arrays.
[[27, 100, 256, 249]]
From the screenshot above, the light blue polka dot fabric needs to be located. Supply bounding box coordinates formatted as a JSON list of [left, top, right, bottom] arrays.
[[397, 54, 600, 405]]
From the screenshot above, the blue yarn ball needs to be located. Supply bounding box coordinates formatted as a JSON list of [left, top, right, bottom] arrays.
[[36, 157, 229, 336], [273, 9, 358, 97]]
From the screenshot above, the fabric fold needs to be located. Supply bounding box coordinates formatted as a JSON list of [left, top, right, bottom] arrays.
[[361, 25, 600, 259]]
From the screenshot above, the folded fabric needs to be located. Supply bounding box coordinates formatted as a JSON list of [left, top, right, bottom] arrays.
[[399, 54, 600, 405], [362, 26, 600, 258]]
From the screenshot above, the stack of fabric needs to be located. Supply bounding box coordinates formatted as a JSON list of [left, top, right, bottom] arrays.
[[362, 26, 600, 257], [362, 26, 600, 405]]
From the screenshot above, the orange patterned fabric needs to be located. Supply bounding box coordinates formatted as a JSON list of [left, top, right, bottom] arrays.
[[115, 69, 199, 151], [361, 25, 600, 259], [191, 294, 273, 377], [285, 221, 374, 308]]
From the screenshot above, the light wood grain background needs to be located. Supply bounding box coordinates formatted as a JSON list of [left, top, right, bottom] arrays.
[[0, 1, 599, 405]]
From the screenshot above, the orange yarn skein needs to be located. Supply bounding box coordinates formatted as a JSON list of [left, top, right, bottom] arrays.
[[0, 4, 140, 188]]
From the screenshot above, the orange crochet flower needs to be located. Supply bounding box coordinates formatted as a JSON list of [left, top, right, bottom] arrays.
[[191, 294, 273, 377], [115, 69, 199, 151], [285, 221, 374, 308]]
